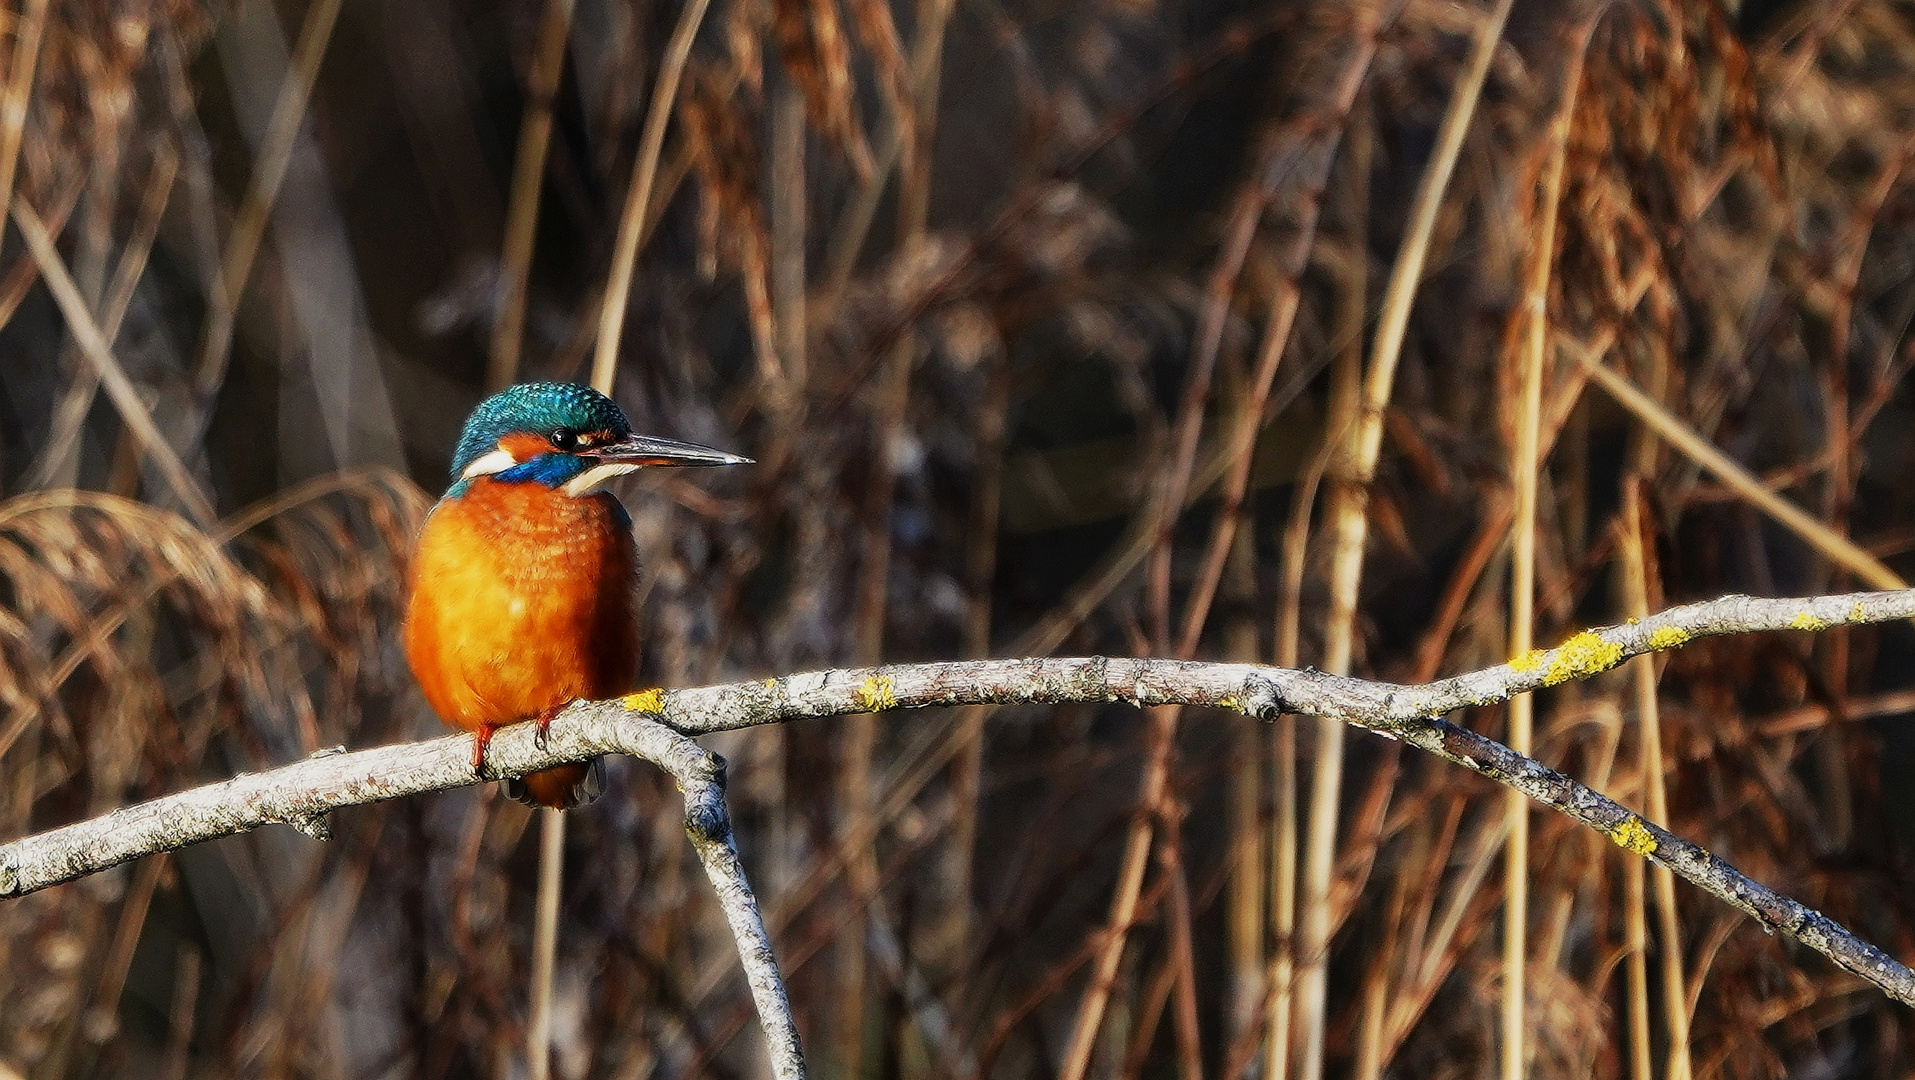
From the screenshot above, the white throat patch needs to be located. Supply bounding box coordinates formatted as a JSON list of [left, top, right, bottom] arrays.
[[460, 447, 519, 479], [562, 461, 640, 497]]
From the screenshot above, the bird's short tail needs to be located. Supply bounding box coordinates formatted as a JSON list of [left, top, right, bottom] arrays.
[[506, 759, 605, 809]]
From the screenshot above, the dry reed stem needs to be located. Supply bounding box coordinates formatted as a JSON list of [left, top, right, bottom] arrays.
[[11, 196, 217, 527], [1623, 798, 1652, 1080], [159, 947, 198, 1080], [1146, 177, 1259, 644], [1062, 17, 1389, 1069], [843, 0, 911, 165], [1621, 482, 1691, 1080], [0, 0, 47, 244], [190, 0, 344, 395], [0, 170, 81, 331], [944, 360, 1010, 969], [1501, 31, 1577, 1078], [488, 0, 577, 391], [526, 233, 644, 1080], [813, 0, 953, 321], [1056, 704, 1179, 1080], [1060, 159, 1247, 1080], [1580, 355, 1904, 591], [592, 0, 715, 391], [1298, 0, 1512, 1073], [971, 878, 1176, 1080], [1121, 951, 1181, 1080], [527, 803, 565, 1080], [1223, 528, 1263, 1064], [79, 851, 168, 1043], [1264, 705, 1300, 1080], [836, 115, 925, 1070], [1173, 101, 1360, 659], [767, 424, 1259, 1009], [1271, 251, 1366, 1080], [771, 80, 806, 395], [30, 144, 178, 489]]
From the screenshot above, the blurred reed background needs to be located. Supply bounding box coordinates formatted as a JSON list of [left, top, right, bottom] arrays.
[[4, 0, 1915, 1076]]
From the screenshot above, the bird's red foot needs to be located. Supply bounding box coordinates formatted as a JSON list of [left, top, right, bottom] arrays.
[[533, 703, 565, 750], [471, 723, 497, 774]]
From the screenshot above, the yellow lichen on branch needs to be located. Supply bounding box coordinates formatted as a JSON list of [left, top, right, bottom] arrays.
[[1543, 631, 1624, 686], [1610, 815, 1659, 857], [622, 688, 666, 713], [1508, 649, 1546, 673], [1646, 625, 1689, 650], [1790, 611, 1829, 632], [853, 674, 898, 712]]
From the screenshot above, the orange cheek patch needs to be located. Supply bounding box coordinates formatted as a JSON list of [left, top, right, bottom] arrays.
[[498, 432, 551, 461]]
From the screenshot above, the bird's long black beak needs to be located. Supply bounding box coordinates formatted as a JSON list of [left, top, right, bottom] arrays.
[[589, 433, 753, 467]]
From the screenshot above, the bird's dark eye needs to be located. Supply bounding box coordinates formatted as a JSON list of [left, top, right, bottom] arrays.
[[550, 428, 581, 452]]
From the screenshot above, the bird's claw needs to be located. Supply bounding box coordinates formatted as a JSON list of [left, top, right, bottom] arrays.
[[471, 724, 497, 776], [532, 703, 564, 750]]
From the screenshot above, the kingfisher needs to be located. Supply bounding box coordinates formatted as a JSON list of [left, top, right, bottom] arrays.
[[404, 382, 749, 808]]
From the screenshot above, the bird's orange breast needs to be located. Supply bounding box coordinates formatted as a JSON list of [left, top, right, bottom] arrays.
[[403, 480, 639, 733]]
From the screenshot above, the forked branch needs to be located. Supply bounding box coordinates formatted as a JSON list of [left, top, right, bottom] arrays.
[[5, 589, 1915, 1057]]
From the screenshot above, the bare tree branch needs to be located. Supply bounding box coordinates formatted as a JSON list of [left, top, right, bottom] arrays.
[[650, 722, 806, 1080], [6, 589, 1915, 1034]]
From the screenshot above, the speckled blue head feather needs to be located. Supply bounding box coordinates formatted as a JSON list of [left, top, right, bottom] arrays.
[[451, 383, 631, 480], [446, 383, 750, 498]]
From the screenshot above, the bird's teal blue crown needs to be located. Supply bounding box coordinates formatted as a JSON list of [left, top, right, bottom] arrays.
[[445, 381, 747, 498], [449, 382, 632, 491], [452, 383, 631, 477]]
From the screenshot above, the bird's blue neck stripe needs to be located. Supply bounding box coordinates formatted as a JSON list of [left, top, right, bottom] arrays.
[[497, 452, 589, 488], [443, 452, 585, 497], [442, 454, 633, 526]]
